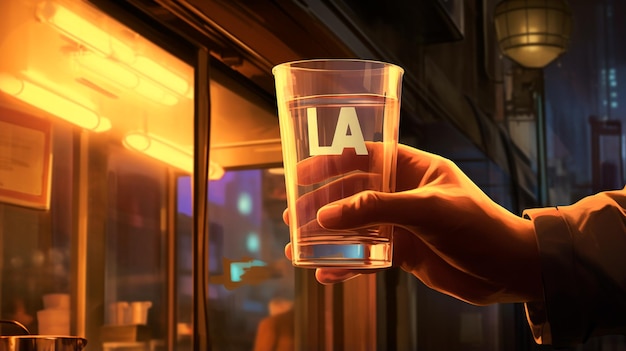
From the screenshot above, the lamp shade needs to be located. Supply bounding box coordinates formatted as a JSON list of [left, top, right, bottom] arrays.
[[494, 0, 572, 68]]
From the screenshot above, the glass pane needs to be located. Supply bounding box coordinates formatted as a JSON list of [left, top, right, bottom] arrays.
[[206, 168, 294, 350], [0, 0, 194, 350]]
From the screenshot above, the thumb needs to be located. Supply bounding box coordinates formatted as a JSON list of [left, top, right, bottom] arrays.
[[317, 191, 422, 230]]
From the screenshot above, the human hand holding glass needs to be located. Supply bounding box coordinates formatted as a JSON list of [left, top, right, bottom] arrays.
[[284, 143, 542, 305], [273, 59, 403, 268]]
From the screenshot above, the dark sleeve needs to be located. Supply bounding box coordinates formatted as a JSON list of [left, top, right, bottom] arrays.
[[522, 188, 626, 347]]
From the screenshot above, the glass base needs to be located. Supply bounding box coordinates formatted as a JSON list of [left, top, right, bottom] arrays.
[[292, 239, 392, 268]]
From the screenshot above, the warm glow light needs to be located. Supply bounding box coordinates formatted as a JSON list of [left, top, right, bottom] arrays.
[[131, 56, 190, 96], [74, 51, 138, 88], [38, 1, 189, 102], [134, 79, 179, 106], [0, 73, 110, 132], [93, 117, 112, 132], [209, 160, 225, 180], [36, 1, 134, 62], [124, 132, 193, 173], [123, 132, 224, 180], [494, 0, 572, 68], [267, 168, 285, 175], [74, 52, 178, 105]]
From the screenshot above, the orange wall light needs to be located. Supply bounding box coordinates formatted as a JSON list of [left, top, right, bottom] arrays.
[[123, 131, 224, 180], [0, 73, 110, 132]]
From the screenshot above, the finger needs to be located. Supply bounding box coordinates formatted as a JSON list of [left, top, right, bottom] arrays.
[[315, 187, 489, 265], [283, 242, 367, 285], [294, 142, 451, 201], [297, 143, 456, 191], [284, 172, 381, 226], [284, 243, 292, 261], [315, 269, 363, 284], [316, 188, 446, 231], [295, 172, 381, 224], [312, 231, 428, 285]]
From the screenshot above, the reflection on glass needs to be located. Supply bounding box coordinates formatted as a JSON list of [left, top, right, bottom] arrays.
[[205, 168, 294, 350], [0, 72, 110, 132], [36, 1, 135, 62], [0, 0, 194, 350], [123, 131, 193, 173]]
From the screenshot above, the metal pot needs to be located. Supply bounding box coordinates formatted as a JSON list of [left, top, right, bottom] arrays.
[[0, 321, 87, 351], [0, 336, 87, 351]]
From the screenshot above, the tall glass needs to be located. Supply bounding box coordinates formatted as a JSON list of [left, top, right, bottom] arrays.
[[272, 59, 404, 268]]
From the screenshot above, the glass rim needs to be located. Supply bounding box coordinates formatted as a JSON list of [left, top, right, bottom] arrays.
[[272, 58, 404, 75]]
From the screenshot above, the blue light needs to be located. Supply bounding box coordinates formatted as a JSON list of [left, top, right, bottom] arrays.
[[230, 259, 266, 282], [312, 244, 364, 259], [246, 232, 260, 252], [176, 176, 192, 216], [237, 192, 253, 215]]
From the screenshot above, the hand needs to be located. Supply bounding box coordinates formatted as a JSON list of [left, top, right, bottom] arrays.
[[284, 144, 542, 305]]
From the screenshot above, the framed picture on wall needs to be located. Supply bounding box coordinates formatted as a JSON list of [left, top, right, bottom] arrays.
[[0, 107, 52, 209]]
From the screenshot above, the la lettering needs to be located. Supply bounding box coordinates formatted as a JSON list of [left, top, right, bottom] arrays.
[[307, 107, 368, 156]]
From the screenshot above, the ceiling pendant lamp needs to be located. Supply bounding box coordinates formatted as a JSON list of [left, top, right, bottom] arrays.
[[494, 0, 572, 68]]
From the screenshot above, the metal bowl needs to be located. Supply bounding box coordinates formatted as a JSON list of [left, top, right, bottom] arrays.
[[0, 335, 87, 351]]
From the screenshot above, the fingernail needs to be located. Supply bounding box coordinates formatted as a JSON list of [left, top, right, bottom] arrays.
[[317, 204, 342, 227], [316, 269, 360, 284]]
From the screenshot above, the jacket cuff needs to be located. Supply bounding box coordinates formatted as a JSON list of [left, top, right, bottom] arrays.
[[522, 206, 581, 346]]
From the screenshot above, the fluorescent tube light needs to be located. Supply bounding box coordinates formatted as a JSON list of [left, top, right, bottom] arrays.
[[131, 56, 190, 96], [38, 2, 190, 100], [134, 79, 179, 106], [36, 1, 135, 63], [74, 52, 178, 105], [124, 132, 193, 173], [0, 73, 110, 132], [209, 160, 225, 180], [123, 131, 225, 180], [74, 51, 139, 88]]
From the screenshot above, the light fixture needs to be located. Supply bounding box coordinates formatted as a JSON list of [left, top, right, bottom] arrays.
[[134, 79, 179, 106], [124, 132, 192, 172], [494, 0, 572, 68], [74, 51, 138, 88], [123, 132, 225, 180], [0, 73, 111, 132], [74, 51, 179, 105], [131, 56, 190, 96], [209, 160, 225, 180], [38, 1, 190, 99], [36, 1, 134, 63]]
